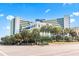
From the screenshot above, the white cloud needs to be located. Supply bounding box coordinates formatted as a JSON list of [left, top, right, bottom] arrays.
[[70, 14, 73, 17], [0, 14, 4, 16], [45, 9, 51, 13], [70, 12, 79, 17], [6, 15, 14, 21], [63, 3, 72, 6], [6, 26, 10, 31], [73, 12, 79, 16], [70, 19, 75, 23]]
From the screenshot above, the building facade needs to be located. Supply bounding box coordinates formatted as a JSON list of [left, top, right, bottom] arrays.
[[10, 17, 32, 35], [35, 15, 70, 29], [10, 15, 70, 35]]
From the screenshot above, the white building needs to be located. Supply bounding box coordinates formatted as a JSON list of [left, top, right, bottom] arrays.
[[10, 17, 32, 35], [10, 15, 70, 36]]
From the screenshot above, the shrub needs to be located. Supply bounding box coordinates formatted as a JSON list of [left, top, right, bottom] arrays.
[[40, 36, 51, 42], [64, 36, 72, 42], [51, 36, 56, 40], [1, 36, 17, 45], [56, 35, 63, 42]]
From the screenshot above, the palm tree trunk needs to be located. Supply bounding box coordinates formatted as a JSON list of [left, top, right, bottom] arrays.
[[35, 39, 36, 44], [27, 40, 28, 45]]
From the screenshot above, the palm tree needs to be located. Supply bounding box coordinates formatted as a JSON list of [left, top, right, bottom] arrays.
[[40, 25, 53, 32], [70, 29, 77, 41], [1, 35, 16, 45], [61, 28, 70, 42], [64, 28, 70, 36], [14, 33, 22, 44], [40, 25, 53, 37], [20, 29, 30, 44], [40, 25, 47, 32], [15, 33, 21, 41], [52, 27, 62, 41], [9, 35, 16, 44], [52, 26, 62, 35], [31, 28, 40, 44], [1, 36, 9, 44]]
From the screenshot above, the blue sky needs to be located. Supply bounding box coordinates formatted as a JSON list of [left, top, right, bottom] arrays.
[[0, 3, 79, 38]]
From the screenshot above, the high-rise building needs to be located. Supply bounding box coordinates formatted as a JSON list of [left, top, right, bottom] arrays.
[[10, 17, 32, 35], [35, 15, 70, 29], [64, 15, 70, 28]]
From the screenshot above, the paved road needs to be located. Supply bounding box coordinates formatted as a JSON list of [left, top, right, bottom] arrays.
[[0, 43, 79, 56]]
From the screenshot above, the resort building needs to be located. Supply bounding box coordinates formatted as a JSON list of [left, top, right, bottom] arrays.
[[10, 17, 32, 35], [35, 15, 70, 29], [10, 15, 70, 35]]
